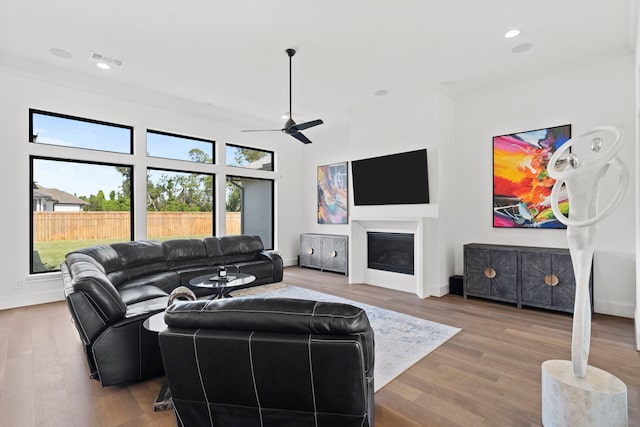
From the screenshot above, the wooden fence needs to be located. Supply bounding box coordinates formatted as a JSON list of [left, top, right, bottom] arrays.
[[33, 211, 241, 241]]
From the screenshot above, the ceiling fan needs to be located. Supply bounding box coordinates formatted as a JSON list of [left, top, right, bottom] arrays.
[[242, 48, 323, 144]]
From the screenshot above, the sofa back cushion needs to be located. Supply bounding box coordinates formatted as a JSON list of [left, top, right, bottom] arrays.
[[109, 241, 168, 285], [219, 235, 264, 264], [163, 239, 209, 270], [203, 237, 225, 265], [165, 297, 371, 335], [74, 244, 128, 286]]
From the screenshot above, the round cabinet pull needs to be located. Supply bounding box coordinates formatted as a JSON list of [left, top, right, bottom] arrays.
[[307, 248, 314, 255], [330, 250, 337, 258], [545, 274, 559, 286], [484, 267, 496, 279]]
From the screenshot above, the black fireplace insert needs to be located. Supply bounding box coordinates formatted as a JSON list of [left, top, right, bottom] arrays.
[[367, 232, 414, 275]]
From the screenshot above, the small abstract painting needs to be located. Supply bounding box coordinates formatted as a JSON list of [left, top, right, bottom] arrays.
[[493, 124, 571, 228], [318, 162, 348, 224]]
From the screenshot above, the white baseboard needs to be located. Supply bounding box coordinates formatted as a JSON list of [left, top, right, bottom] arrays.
[[635, 309, 640, 351], [594, 300, 634, 318], [0, 289, 64, 311], [430, 283, 449, 298], [283, 257, 299, 267]]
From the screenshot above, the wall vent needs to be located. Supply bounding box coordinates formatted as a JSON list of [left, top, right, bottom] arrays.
[[91, 52, 124, 67]]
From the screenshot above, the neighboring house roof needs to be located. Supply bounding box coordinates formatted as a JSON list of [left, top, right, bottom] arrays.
[[32, 188, 57, 201], [34, 184, 89, 206], [246, 156, 273, 171]]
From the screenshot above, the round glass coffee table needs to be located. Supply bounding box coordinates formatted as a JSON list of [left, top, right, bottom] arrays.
[[189, 272, 256, 299]]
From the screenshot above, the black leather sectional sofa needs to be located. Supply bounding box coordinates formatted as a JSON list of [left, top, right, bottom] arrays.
[[61, 234, 283, 386]]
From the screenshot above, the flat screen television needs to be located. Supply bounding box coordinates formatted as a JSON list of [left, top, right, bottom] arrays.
[[351, 148, 429, 205]]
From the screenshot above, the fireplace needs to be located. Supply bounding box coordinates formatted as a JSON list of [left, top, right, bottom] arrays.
[[367, 232, 414, 275]]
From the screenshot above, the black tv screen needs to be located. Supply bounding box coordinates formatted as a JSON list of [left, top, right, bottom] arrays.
[[352, 149, 429, 205]]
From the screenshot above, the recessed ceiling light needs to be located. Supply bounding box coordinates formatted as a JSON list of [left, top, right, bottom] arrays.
[[504, 29, 521, 39], [511, 42, 533, 54], [49, 48, 72, 59], [374, 89, 389, 96], [96, 62, 111, 70]]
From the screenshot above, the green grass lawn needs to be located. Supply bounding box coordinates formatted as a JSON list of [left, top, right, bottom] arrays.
[[34, 235, 211, 272]]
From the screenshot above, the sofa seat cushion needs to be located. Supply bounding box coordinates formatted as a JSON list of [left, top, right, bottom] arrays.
[[117, 271, 180, 295], [120, 284, 168, 306], [173, 266, 218, 284], [125, 296, 169, 318], [230, 260, 273, 281]]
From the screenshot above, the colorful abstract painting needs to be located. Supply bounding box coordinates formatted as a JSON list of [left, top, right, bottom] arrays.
[[317, 162, 348, 224], [493, 124, 571, 228]]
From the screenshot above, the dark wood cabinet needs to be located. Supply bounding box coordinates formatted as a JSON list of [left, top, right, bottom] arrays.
[[464, 244, 519, 306], [463, 243, 592, 314], [300, 233, 348, 275]]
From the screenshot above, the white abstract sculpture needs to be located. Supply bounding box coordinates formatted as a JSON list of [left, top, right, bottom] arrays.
[[548, 125, 629, 377], [542, 125, 629, 426]]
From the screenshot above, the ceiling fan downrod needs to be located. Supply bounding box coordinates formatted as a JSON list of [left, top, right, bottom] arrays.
[[286, 48, 295, 120]]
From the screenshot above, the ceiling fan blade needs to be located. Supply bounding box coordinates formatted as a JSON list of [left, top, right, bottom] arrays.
[[291, 131, 313, 144], [290, 119, 324, 132], [240, 129, 283, 132]]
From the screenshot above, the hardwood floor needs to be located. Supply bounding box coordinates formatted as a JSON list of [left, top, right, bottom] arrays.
[[1, 266, 638, 426]]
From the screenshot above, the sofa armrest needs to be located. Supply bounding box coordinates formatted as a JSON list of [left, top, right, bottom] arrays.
[[62, 254, 127, 324], [258, 250, 283, 282]]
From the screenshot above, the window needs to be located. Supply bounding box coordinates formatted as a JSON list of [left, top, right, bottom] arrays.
[[31, 157, 133, 273], [147, 168, 214, 240], [147, 130, 214, 163], [226, 176, 273, 249], [30, 109, 132, 154], [226, 143, 273, 171]]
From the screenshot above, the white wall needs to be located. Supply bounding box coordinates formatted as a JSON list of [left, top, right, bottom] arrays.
[[452, 53, 636, 317], [300, 85, 455, 296], [298, 54, 636, 317], [0, 68, 304, 309], [300, 123, 351, 238]]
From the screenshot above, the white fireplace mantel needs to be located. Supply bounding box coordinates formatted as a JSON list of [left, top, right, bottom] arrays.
[[349, 216, 438, 298]]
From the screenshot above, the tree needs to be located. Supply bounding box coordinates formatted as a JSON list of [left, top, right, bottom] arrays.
[[226, 179, 242, 212], [232, 147, 269, 169]]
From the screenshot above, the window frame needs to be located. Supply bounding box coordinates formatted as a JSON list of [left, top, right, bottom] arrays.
[[226, 174, 274, 250], [225, 143, 274, 171], [146, 129, 216, 164], [29, 155, 135, 274], [29, 109, 134, 154], [146, 166, 216, 240]]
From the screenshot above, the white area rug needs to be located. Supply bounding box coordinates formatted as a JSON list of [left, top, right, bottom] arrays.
[[236, 284, 461, 392]]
